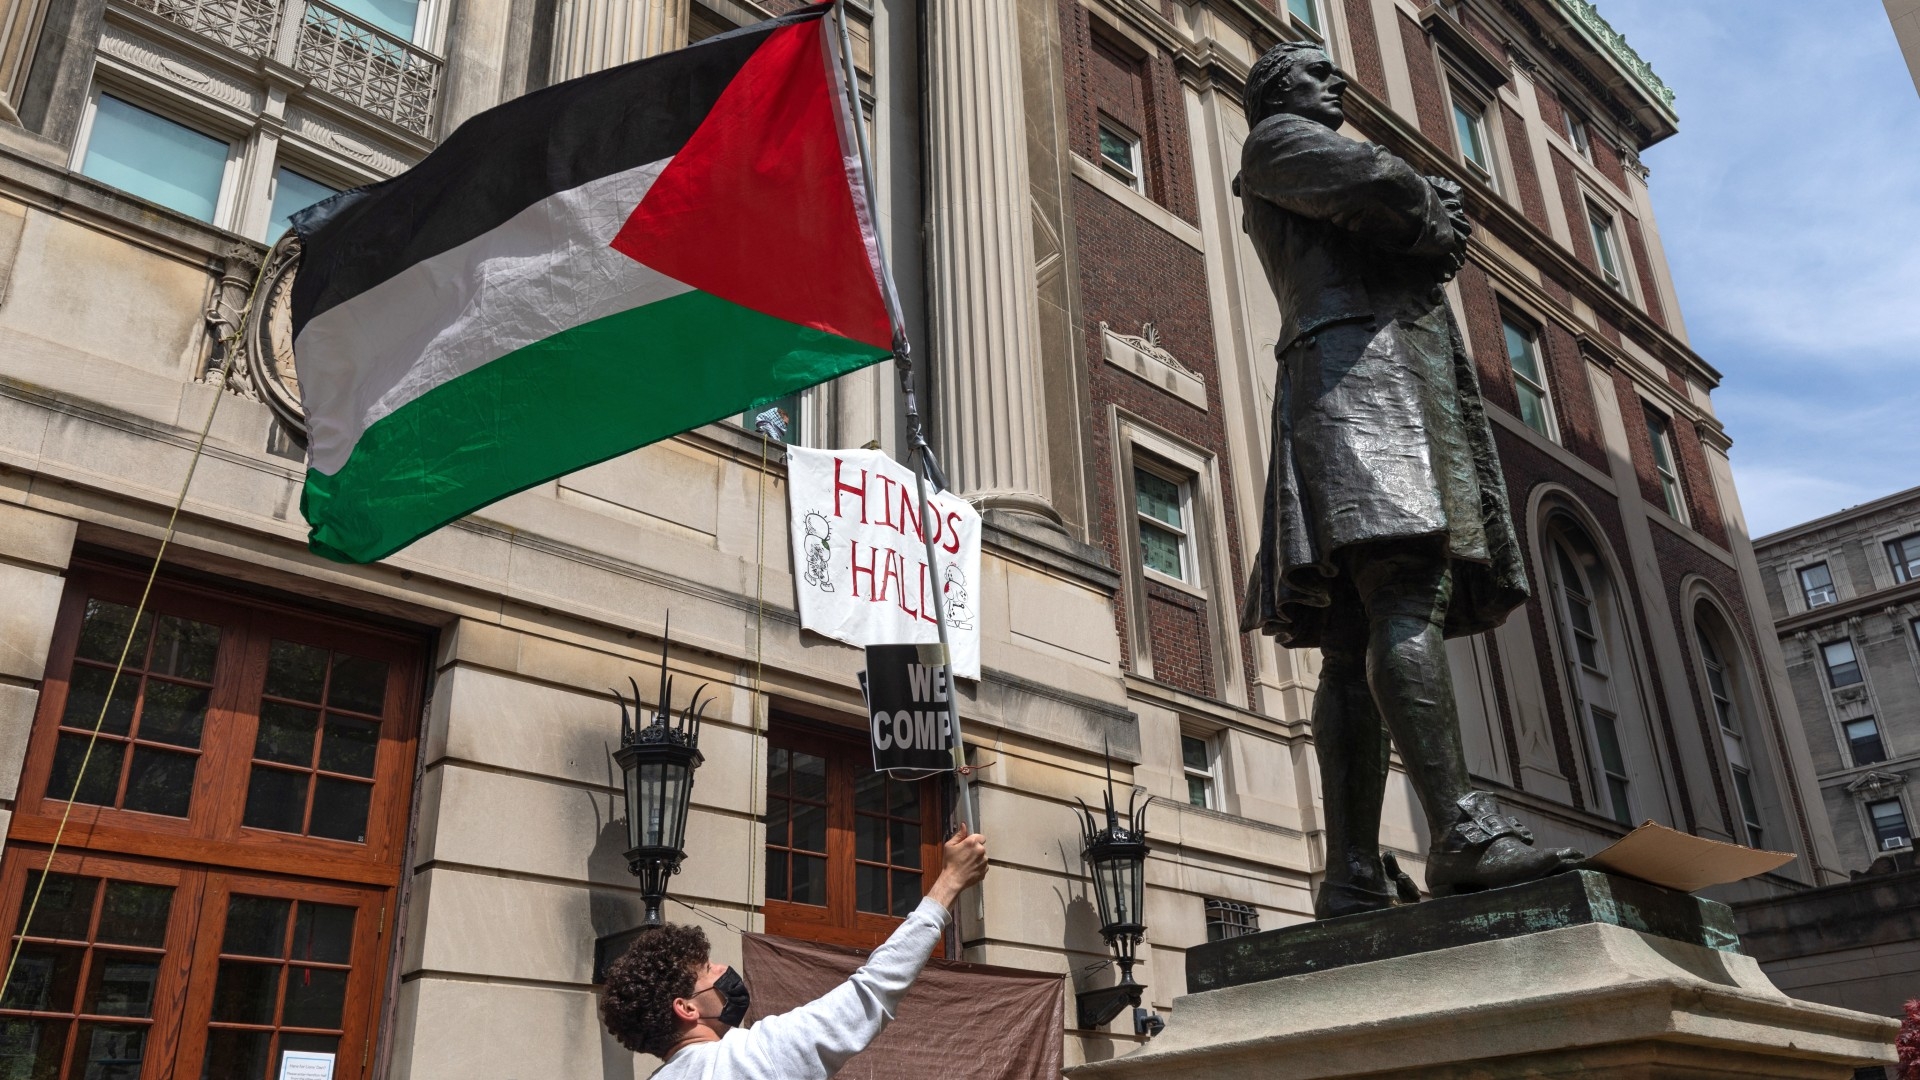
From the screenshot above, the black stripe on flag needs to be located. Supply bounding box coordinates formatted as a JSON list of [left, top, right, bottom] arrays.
[[290, 3, 830, 335]]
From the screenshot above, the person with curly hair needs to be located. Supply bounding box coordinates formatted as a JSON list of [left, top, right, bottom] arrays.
[[601, 821, 988, 1078]]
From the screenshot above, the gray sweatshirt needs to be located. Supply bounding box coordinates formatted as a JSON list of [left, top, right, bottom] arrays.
[[653, 896, 950, 1080]]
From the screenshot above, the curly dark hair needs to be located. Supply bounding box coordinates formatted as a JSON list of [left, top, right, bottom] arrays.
[[1244, 40, 1330, 125], [600, 923, 710, 1058]]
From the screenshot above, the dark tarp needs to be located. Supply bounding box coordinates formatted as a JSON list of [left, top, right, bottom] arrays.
[[740, 932, 1064, 1079]]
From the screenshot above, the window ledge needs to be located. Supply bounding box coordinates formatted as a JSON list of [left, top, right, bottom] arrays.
[[1419, 2, 1510, 92], [1069, 152, 1203, 252]]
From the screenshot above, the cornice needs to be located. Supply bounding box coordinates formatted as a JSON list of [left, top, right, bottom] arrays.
[[1753, 485, 1920, 550], [1772, 581, 1920, 637]]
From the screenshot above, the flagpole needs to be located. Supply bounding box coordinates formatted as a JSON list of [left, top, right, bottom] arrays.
[[832, 0, 980, 869]]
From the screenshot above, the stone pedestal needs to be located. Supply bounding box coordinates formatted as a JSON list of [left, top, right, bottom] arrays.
[[1066, 872, 1898, 1080]]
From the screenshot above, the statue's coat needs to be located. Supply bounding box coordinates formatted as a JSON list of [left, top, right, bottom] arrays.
[[1236, 112, 1529, 647]]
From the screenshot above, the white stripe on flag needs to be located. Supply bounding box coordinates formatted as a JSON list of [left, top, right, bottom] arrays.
[[296, 159, 689, 476]]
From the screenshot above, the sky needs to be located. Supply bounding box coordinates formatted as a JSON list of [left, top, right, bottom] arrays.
[[1587, 0, 1920, 538]]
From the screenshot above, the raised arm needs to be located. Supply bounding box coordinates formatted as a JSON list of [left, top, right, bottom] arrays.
[[1239, 114, 1462, 258], [734, 825, 988, 1080]]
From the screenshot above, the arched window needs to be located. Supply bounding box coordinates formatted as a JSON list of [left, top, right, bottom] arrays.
[[1694, 603, 1768, 849], [1542, 514, 1655, 827]]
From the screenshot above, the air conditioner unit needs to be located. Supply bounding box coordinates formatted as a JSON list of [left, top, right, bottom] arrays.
[[1882, 836, 1910, 851]]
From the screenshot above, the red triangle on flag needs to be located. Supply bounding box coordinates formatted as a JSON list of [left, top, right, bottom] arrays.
[[612, 18, 892, 352]]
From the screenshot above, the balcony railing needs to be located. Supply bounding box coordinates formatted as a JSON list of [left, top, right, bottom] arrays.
[[293, 0, 439, 136], [128, 0, 279, 58], [122, 0, 441, 137]]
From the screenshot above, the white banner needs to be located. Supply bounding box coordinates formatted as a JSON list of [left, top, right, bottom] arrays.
[[786, 446, 982, 679]]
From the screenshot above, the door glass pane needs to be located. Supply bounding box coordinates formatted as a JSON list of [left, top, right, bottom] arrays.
[[244, 766, 309, 834], [0, 1017, 66, 1079], [326, 655, 387, 715], [18, 873, 97, 942], [80, 954, 160, 1018], [136, 682, 208, 748], [49, 735, 124, 806], [265, 642, 328, 703], [854, 815, 884, 863], [890, 870, 920, 918], [222, 897, 291, 958], [81, 96, 228, 223], [308, 778, 371, 843], [281, 967, 347, 1028], [290, 904, 354, 966], [790, 855, 826, 907], [210, 961, 279, 1024], [96, 883, 171, 949], [121, 747, 195, 818], [201, 1029, 270, 1080], [0, 944, 83, 1011], [75, 602, 151, 667], [256, 703, 320, 766], [61, 668, 136, 736], [318, 717, 378, 778], [266, 169, 339, 244], [789, 803, 826, 855], [888, 819, 920, 869], [855, 863, 887, 915], [790, 753, 827, 800], [147, 616, 219, 681], [70, 1021, 145, 1080], [853, 770, 884, 814]]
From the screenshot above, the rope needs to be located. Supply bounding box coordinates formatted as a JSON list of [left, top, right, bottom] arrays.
[[0, 247, 273, 1003]]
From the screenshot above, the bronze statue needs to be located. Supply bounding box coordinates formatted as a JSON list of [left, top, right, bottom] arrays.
[[1235, 41, 1581, 918]]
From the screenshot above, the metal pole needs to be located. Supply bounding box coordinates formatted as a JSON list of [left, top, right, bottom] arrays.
[[833, 2, 980, 921]]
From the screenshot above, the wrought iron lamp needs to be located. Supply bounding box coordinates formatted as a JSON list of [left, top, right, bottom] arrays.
[[614, 622, 712, 928], [1074, 760, 1153, 1032]]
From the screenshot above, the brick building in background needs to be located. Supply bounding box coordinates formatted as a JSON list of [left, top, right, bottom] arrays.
[[0, 0, 1857, 1075]]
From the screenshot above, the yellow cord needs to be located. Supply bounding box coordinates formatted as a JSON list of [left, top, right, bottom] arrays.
[[0, 250, 272, 1003]]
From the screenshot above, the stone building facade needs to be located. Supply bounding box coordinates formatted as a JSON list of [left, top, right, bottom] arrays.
[[0, 0, 1847, 1077], [1752, 485, 1920, 875]]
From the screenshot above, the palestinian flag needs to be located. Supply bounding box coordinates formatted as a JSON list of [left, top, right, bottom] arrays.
[[290, 3, 894, 564]]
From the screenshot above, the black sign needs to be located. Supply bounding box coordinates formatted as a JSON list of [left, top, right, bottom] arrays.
[[860, 644, 956, 772]]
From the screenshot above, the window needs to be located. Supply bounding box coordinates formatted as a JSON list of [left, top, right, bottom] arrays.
[[1451, 91, 1494, 182], [1586, 200, 1626, 293], [1286, 0, 1322, 34], [78, 94, 232, 224], [1844, 717, 1888, 766], [0, 566, 421, 1080], [329, 0, 423, 41], [1501, 314, 1554, 438], [1821, 640, 1863, 689], [1134, 465, 1193, 583], [1697, 627, 1737, 733], [1553, 544, 1602, 671], [1563, 103, 1592, 160], [1642, 406, 1684, 520], [1590, 708, 1632, 825], [1887, 533, 1920, 584], [1203, 898, 1258, 942], [1546, 519, 1648, 828], [1180, 733, 1216, 809], [1798, 563, 1837, 609], [1868, 798, 1912, 851], [266, 169, 340, 244], [1097, 116, 1144, 194], [1731, 767, 1764, 849], [762, 722, 943, 950]]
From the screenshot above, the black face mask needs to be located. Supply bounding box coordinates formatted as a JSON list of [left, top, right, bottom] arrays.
[[699, 967, 751, 1028]]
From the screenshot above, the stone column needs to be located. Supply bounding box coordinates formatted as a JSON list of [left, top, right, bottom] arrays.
[[548, 0, 686, 83], [924, 0, 1056, 522]]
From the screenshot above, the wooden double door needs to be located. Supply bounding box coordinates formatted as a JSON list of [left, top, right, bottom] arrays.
[[0, 564, 424, 1080]]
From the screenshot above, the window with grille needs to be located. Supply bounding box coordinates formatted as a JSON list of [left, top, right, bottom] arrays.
[[762, 721, 944, 951], [0, 564, 421, 1080], [1868, 799, 1912, 851], [1500, 314, 1554, 438], [1798, 563, 1837, 609], [1887, 533, 1920, 584], [1821, 640, 1863, 689], [1844, 717, 1887, 767], [1203, 898, 1257, 942]]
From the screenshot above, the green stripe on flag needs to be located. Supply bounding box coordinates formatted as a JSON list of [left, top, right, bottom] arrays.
[[302, 289, 888, 563]]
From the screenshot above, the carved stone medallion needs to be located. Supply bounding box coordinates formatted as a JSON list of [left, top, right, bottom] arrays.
[[245, 236, 307, 440]]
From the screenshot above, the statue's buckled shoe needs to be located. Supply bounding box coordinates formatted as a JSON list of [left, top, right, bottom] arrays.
[[1426, 791, 1582, 897]]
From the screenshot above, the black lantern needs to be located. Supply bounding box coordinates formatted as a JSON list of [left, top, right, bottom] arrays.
[[614, 622, 711, 927], [1074, 758, 1152, 1032]]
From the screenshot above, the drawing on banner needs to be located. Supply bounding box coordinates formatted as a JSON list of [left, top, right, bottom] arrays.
[[943, 565, 974, 630], [786, 446, 983, 679], [802, 511, 835, 592]]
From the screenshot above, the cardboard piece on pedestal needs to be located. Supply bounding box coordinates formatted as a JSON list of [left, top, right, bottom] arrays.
[[1584, 820, 1794, 893]]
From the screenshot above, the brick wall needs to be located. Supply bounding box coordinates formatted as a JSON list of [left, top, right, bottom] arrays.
[[1613, 367, 1670, 510], [1539, 323, 1608, 472], [1341, 0, 1390, 99], [1147, 586, 1216, 695], [1534, 79, 1567, 137], [1454, 261, 1608, 473], [1624, 217, 1668, 328], [1065, 12, 1199, 224], [1396, 11, 1454, 150], [1499, 101, 1549, 232], [1671, 414, 1730, 550], [1592, 132, 1630, 191], [1551, 149, 1597, 270]]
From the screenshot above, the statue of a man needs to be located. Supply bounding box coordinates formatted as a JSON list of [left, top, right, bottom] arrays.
[[1236, 41, 1581, 918]]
